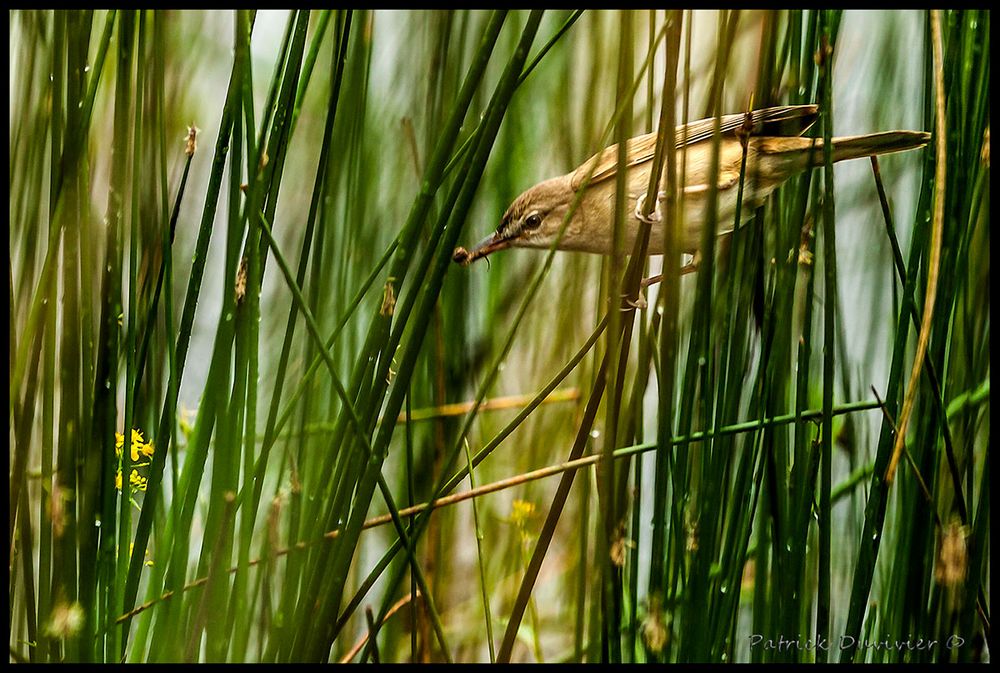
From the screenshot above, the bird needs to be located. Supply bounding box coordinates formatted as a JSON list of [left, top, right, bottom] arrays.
[[452, 105, 929, 266]]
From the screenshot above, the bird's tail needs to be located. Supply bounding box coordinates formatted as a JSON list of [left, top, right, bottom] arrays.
[[826, 131, 932, 164], [759, 130, 931, 167]]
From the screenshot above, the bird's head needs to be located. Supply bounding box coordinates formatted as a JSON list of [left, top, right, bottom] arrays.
[[453, 175, 573, 266]]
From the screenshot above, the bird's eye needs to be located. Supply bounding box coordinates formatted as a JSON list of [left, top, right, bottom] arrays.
[[524, 213, 542, 229]]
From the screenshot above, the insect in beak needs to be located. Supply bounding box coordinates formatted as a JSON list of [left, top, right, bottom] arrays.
[[453, 230, 513, 266]]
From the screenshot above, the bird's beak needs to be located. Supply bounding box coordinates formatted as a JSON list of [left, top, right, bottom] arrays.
[[452, 230, 513, 266]]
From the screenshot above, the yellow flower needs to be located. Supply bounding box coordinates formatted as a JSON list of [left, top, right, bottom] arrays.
[[129, 469, 148, 492], [510, 499, 536, 525], [129, 542, 154, 567], [113, 428, 153, 495], [129, 428, 146, 462], [510, 500, 538, 549], [115, 428, 154, 461]]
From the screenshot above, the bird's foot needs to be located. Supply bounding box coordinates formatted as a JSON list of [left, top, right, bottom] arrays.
[[681, 252, 701, 275], [634, 191, 666, 225], [624, 255, 701, 310], [622, 291, 648, 310]]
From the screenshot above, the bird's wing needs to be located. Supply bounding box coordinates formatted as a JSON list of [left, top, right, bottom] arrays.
[[570, 105, 818, 191], [569, 131, 658, 191]]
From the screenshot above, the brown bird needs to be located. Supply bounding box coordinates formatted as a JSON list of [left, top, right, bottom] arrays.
[[453, 105, 929, 265]]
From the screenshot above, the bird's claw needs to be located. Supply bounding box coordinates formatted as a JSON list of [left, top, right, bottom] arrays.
[[634, 191, 666, 225], [622, 291, 648, 310]]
